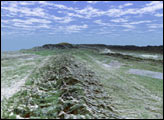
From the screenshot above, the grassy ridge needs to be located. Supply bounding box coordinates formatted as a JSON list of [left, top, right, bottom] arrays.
[[1, 54, 120, 119]]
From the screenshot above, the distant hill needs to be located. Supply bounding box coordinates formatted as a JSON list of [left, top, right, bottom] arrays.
[[31, 43, 163, 54]]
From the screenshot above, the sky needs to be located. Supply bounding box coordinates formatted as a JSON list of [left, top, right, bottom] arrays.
[[1, 1, 163, 51]]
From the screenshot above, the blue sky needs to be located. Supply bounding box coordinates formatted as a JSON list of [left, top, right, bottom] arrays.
[[1, 1, 163, 51]]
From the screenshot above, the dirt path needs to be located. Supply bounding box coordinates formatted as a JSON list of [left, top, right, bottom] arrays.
[[1, 56, 51, 101]]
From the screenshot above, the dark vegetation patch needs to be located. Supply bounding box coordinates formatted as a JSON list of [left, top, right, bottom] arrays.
[[1, 54, 120, 119]]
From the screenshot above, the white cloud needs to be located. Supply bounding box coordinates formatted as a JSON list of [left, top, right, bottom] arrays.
[[56, 11, 84, 19], [1, 19, 10, 24], [13, 22, 50, 29], [110, 18, 128, 23], [121, 24, 135, 29], [66, 12, 84, 18], [1, 1, 7, 6], [147, 24, 163, 29], [75, 6, 104, 19], [124, 3, 133, 6], [12, 18, 51, 24], [139, 1, 163, 14], [148, 29, 155, 32], [2, 1, 163, 22], [52, 16, 74, 23], [38, 1, 49, 5], [58, 17, 74, 23], [129, 20, 151, 25], [123, 29, 131, 32], [87, 1, 111, 4], [67, 24, 88, 32], [105, 8, 122, 17], [94, 20, 111, 26], [119, 3, 133, 9], [21, 7, 46, 17], [38, 24, 50, 29], [53, 16, 63, 20], [94, 19, 135, 29], [154, 13, 163, 17], [97, 31, 112, 35], [53, 4, 75, 11], [146, 1, 162, 6], [1, 4, 19, 13], [59, 24, 88, 33], [106, 1, 163, 17], [2, 18, 51, 30], [1, 1, 163, 36], [2, 5, 47, 18], [37, 2, 79, 12], [87, 1, 99, 4], [18, 1, 35, 6]]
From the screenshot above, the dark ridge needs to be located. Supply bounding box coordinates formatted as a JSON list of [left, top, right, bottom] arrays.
[[107, 45, 163, 54], [42, 44, 77, 49], [30, 43, 163, 54]]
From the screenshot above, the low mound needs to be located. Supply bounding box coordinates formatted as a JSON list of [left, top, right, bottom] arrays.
[[1, 54, 120, 119]]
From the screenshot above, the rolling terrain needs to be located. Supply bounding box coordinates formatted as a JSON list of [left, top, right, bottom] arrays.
[[1, 43, 163, 119]]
